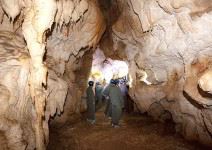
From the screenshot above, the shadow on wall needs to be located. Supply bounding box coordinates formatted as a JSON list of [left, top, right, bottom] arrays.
[[97, 0, 122, 26], [183, 91, 203, 109], [97, 0, 129, 60], [197, 84, 212, 98], [49, 49, 95, 126], [75, 49, 95, 89]]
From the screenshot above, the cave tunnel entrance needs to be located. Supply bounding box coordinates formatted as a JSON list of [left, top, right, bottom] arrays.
[[90, 48, 129, 84], [47, 48, 209, 150], [88, 48, 135, 114]]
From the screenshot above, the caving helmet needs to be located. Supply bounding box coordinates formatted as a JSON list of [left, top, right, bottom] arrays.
[[110, 79, 116, 84], [88, 81, 94, 86], [115, 79, 120, 85]]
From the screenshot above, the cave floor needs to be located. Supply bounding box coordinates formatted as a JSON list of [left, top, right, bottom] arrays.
[[48, 108, 208, 150]]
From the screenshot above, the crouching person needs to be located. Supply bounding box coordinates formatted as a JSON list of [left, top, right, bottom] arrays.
[[86, 81, 95, 124], [109, 79, 124, 128]]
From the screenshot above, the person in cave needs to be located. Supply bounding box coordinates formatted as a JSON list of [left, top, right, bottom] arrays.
[[86, 81, 96, 124], [102, 79, 114, 119], [119, 79, 128, 111], [109, 79, 124, 128], [95, 81, 103, 110]]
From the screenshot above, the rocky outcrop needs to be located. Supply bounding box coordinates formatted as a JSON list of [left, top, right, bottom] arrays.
[[0, 31, 67, 149], [0, 0, 105, 149], [99, 0, 212, 146], [46, 0, 105, 125], [0, 0, 211, 149]]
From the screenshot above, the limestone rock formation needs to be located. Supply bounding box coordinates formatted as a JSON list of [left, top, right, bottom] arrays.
[[0, 0, 105, 149], [0, 31, 69, 150], [0, 0, 211, 149], [99, 0, 212, 146]]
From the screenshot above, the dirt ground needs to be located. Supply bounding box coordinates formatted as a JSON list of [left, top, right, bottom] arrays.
[[48, 108, 210, 150]]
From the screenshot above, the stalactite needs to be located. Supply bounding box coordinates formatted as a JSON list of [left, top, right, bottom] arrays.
[[0, 0, 102, 149], [22, 0, 57, 149]]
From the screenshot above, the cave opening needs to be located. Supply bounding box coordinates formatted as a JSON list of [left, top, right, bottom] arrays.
[[89, 48, 129, 84], [88, 48, 135, 112], [47, 47, 209, 150]]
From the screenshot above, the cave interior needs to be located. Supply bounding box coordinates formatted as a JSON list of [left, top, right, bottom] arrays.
[[0, 0, 211, 150]]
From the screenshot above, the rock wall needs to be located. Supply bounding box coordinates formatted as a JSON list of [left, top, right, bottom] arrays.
[[99, 0, 212, 146], [0, 31, 67, 149], [46, 0, 105, 125], [0, 0, 105, 149], [0, 0, 211, 149]]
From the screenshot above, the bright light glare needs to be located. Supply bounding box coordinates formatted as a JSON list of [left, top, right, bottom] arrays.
[[90, 58, 128, 83], [89, 49, 129, 83]]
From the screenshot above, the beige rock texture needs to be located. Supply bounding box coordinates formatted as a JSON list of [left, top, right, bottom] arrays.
[[0, 31, 69, 150], [0, 0, 211, 149], [98, 0, 212, 146], [0, 0, 105, 149]]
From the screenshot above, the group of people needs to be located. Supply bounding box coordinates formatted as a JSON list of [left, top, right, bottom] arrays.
[[86, 79, 127, 128]]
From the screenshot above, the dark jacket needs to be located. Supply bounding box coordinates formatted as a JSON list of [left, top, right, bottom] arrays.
[[109, 85, 124, 108], [86, 86, 95, 107], [95, 85, 103, 101], [102, 83, 112, 97]]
